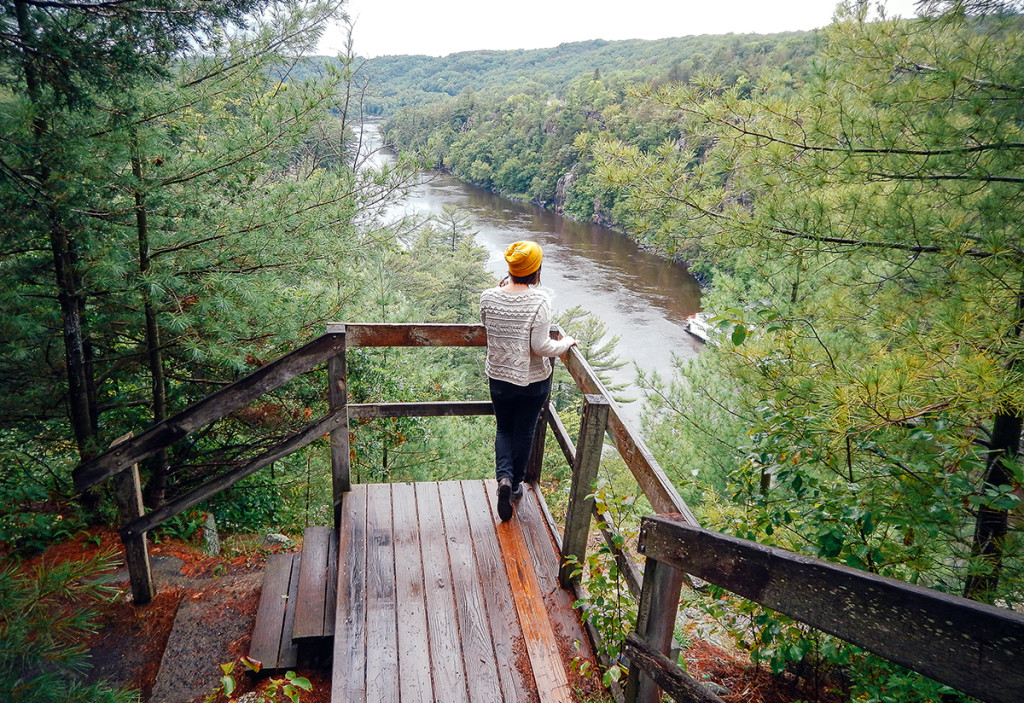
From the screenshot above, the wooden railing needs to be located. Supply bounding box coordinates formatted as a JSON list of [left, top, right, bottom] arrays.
[[625, 515, 1024, 703], [72, 323, 1023, 703]]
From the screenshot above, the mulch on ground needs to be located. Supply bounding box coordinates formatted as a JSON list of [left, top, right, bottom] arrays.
[[23, 526, 330, 703]]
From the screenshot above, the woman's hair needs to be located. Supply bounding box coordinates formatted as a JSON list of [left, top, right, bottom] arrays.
[[510, 266, 541, 285]]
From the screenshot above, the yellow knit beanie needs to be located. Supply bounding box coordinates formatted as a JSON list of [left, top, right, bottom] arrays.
[[504, 241, 542, 277]]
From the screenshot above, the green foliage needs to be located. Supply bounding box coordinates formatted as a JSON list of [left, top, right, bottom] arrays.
[[587, 1, 1024, 598], [0, 504, 85, 558], [555, 307, 631, 399], [0, 552, 138, 703], [637, 352, 750, 513], [203, 656, 312, 703], [378, 28, 817, 226], [567, 487, 647, 689], [689, 584, 972, 702], [339, 206, 499, 485], [323, 31, 819, 117], [550, 3, 1024, 700], [0, 0, 427, 536], [151, 509, 205, 543]]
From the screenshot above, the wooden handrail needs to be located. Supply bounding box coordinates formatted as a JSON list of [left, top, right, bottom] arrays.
[[120, 408, 349, 539], [629, 514, 1024, 703], [560, 345, 698, 525], [348, 401, 493, 419], [72, 333, 347, 492], [328, 322, 487, 347], [623, 633, 722, 703]]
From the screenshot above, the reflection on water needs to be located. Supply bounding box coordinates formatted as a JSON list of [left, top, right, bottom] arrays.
[[361, 124, 702, 427]]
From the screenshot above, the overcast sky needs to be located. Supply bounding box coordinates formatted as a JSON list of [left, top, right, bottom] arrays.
[[317, 0, 923, 58]]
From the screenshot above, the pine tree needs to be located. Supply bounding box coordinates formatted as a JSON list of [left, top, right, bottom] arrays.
[[590, 1, 1024, 600]]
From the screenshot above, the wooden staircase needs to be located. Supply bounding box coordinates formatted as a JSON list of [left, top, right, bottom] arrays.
[[249, 526, 338, 670]]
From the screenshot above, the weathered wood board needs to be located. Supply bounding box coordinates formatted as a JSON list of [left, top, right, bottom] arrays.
[[327, 480, 593, 703], [639, 515, 1024, 703]]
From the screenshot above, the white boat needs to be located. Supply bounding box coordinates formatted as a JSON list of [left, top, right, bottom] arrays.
[[685, 313, 713, 342]]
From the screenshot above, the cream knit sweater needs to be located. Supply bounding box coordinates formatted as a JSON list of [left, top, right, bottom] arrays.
[[479, 287, 573, 386]]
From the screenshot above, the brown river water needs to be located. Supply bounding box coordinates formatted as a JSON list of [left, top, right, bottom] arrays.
[[362, 124, 702, 426]]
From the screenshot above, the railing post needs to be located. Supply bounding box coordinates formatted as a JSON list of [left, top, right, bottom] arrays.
[[110, 433, 155, 605], [328, 326, 351, 527], [625, 542, 684, 702], [559, 393, 609, 586]]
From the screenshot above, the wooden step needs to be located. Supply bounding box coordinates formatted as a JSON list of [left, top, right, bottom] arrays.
[[249, 552, 301, 670], [292, 526, 339, 642]]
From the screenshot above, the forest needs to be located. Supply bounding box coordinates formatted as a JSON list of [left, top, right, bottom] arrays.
[[2, 0, 1023, 701]]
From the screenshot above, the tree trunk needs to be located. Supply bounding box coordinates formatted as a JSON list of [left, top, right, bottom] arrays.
[[16, 0, 99, 464], [964, 281, 1024, 601], [132, 146, 169, 507], [964, 411, 1020, 601], [51, 221, 99, 458]]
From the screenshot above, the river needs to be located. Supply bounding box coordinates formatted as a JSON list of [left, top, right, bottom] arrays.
[[361, 125, 702, 426]]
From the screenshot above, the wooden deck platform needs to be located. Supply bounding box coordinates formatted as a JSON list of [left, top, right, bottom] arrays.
[[332, 479, 594, 703], [250, 479, 597, 702]]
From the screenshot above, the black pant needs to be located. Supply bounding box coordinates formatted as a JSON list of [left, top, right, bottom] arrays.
[[489, 375, 551, 487]]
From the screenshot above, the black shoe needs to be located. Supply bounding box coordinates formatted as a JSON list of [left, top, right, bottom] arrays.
[[511, 482, 524, 502], [497, 478, 513, 522]]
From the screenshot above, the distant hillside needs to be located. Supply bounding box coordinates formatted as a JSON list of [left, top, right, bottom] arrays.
[[300, 31, 819, 115]]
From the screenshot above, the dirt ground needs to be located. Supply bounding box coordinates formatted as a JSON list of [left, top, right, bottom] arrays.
[[23, 526, 833, 703]]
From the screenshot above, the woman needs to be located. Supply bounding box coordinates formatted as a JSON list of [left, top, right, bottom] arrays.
[[480, 241, 576, 521]]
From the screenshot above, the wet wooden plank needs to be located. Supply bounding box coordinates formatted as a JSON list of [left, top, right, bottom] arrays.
[[324, 528, 338, 638], [277, 554, 302, 669], [293, 526, 331, 641], [462, 480, 530, 703], [331, 486, 367, 703], [392, 482, 432, 701], [249, 553, 296, 668], [438, 481, 503, 703], [364, 484, 398, 703], [416, 482, 470, 703], [490, 484, 573, 703], [504, 480, 596, 664]]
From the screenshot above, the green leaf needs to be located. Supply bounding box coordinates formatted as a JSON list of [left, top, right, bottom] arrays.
[[861, 511, 875, 536], [731, 324, 747, 346]]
